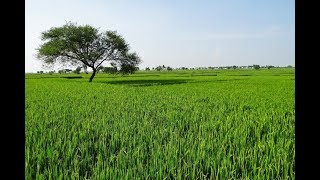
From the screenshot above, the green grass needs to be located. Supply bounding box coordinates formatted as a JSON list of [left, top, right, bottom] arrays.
[[26, 68, 295, 179]]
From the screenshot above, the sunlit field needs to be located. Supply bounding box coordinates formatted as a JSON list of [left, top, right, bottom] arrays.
[[25, 68, 295, 179]]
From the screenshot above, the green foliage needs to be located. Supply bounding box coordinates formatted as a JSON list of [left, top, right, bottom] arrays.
[[267, 65, 274, 69], [154, 65, 173, 71], [65, 69, 72, 73], [102, 67, 118, 74], [119, 63, 139, 75], [155, 66, 163, 71], [253, 64, 260, 70], [117, 52, 141, 75], [97, 66, 104, 73], [73, 67, 81, 74], [37, 22, 141, 82], [26, 68, 294, 179]]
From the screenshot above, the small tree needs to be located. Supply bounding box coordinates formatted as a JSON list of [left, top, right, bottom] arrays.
[[73, 66, 81, 74], [119, 63, 139, 75], [116, 53, 140, 75], [145, 67, 150, 71], [253, 64, 260, 70], [37, 22, 141, 82], [267, 65, 274, 69], [167, 66, 173, 71], [48, 71, 55, 75], [155, 66, 163, 71], [102, 67, 117, 74], [232, 65, 237, 69], [65, 69, 72, 73]]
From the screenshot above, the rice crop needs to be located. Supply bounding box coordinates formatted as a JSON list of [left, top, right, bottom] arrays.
[[25, 68, 295, 179]]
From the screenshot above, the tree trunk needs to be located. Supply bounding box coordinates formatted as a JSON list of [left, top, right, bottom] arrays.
[[89, 69, 96, 82]]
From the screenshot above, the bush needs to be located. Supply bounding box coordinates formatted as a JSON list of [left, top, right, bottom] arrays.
[[267, 65, 274, 69], [102, 67, 118, 74], [253, 64, 260, 70], [119, 63, 139, 75], [155, 66, 163, 71], [73, 67, 81, 74]]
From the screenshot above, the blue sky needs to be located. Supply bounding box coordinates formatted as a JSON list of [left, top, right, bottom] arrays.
[[25, 0, 295, 72]]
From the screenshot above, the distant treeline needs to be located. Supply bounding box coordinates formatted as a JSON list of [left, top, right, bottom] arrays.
[[143, 64, 294, 71], [36, 64, 294, 74]]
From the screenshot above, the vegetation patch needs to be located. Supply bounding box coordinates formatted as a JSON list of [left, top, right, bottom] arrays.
[[191, 74, 218, 76], [26, 68, 295, 179], [60, 76, 83, 79]]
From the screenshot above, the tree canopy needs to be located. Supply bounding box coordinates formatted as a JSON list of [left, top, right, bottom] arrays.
[[37, 22, 141, 82]]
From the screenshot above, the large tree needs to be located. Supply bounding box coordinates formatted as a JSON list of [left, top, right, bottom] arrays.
[[37, 22, 141, 82]]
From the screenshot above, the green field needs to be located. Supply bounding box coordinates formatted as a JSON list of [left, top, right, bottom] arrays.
[[25, 68, 295, 179]]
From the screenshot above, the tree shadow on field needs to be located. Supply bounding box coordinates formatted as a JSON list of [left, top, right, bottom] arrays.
[[189, 78, 244, 84], [103, 79, 189, 87], [60, 76, 83, 79]]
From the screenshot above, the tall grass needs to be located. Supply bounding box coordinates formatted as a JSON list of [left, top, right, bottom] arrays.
[[25, 69, 295, 179]]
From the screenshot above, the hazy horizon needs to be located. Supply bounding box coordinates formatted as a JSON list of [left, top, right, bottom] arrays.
[[26, 0, 295, 73]]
